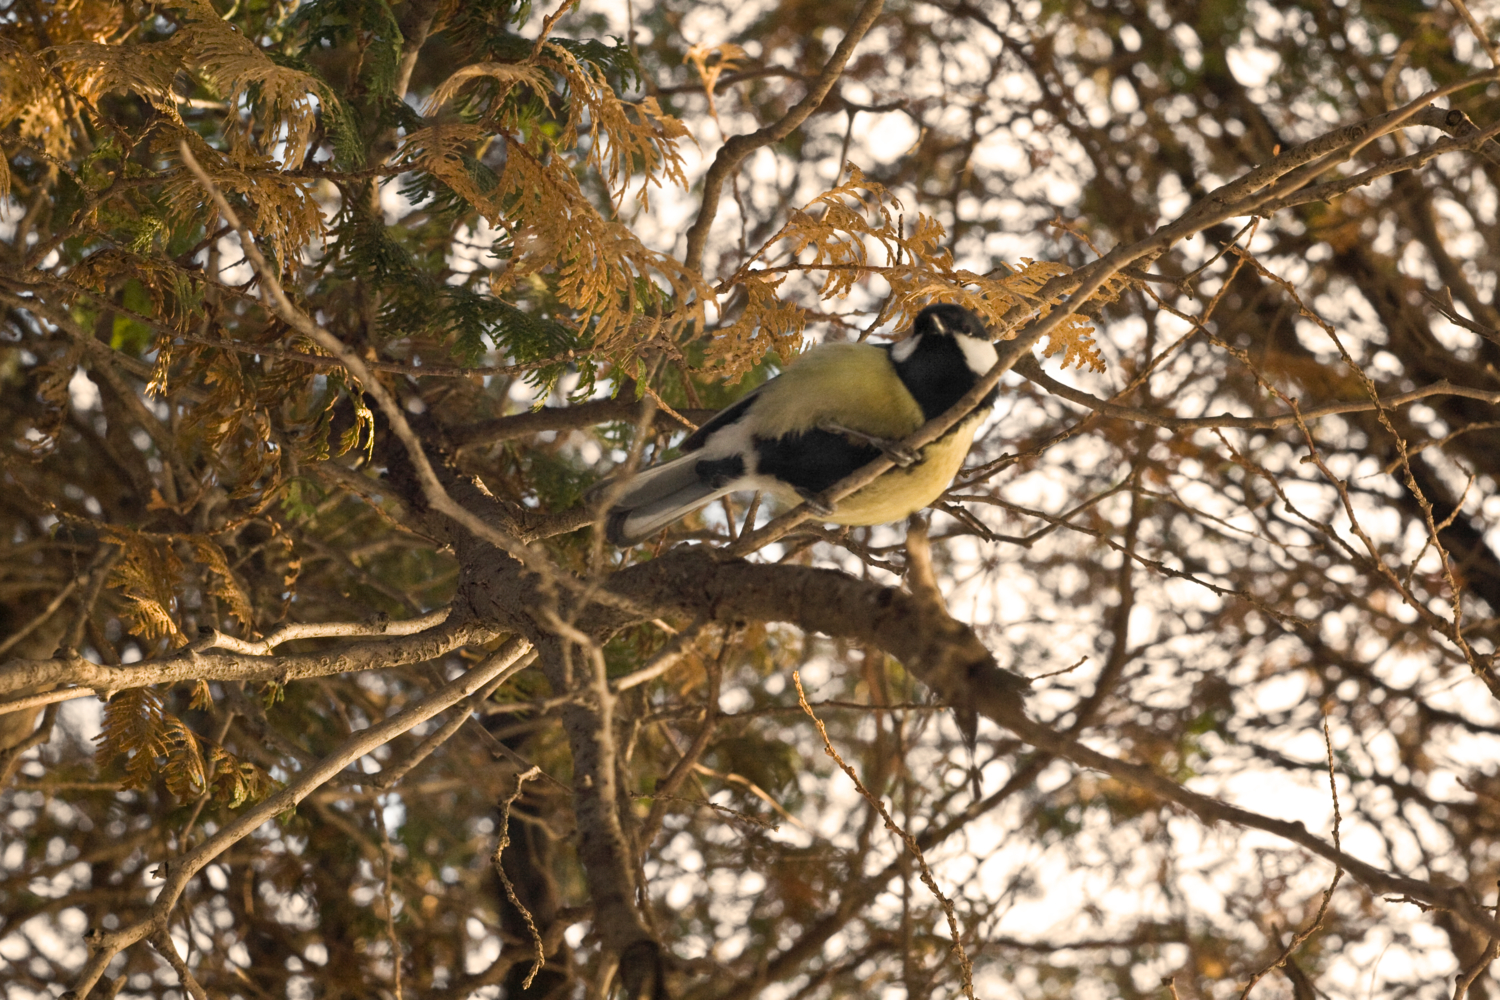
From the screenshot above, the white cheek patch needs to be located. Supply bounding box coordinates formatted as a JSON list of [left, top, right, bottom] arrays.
[[890, 334, 922, 362], [956, 333, 998, 375]]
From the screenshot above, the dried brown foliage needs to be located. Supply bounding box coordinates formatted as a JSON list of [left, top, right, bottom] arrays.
[[2, 1, 1500, 1000]]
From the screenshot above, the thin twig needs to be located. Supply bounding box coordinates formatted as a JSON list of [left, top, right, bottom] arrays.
[[1449, 0, 1500, 68], [0, 575, 80, 659], [149, 928, 210, 1000], [1455, 881, 1500, 1000], [493, 765, 548, 989], [374, 648, 537, 790], [683, 0, 886, 273], [379, 806, 405, 1000], [794, 672, 977, 1000], [1012, 355, 1500, 431]]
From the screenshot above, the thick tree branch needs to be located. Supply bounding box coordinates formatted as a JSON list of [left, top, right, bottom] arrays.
[[597, 549, 1500, 944], [594, 549, 1029, 717]]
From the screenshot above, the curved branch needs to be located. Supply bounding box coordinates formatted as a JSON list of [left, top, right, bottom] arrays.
[[199, 607, 451, 656], [682, 0, 886, 274], [721, 91, 1500, 557]]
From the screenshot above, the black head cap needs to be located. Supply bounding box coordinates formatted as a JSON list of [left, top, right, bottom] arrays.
[[913, 303, 992, 342]]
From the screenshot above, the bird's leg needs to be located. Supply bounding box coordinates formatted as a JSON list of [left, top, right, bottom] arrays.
[[816, 420, 920, 467]]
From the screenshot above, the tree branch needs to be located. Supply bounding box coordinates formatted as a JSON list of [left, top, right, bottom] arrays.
[[449, 399, 713, 449], [1012, 354, 1500, 431], [597, 549, 1500, 943], [682, 0, 886, 274], [0, 615, 501, 704], [722, 90, 1500, 557], [63, 638, 535, 1000], [176, 143, 570, 588], [196, 607, 451, 656]]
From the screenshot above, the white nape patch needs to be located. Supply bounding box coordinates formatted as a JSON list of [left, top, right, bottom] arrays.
[[890, 334, 922, 362], [956, 334, 998, 374], [928, 314, 948, 334]]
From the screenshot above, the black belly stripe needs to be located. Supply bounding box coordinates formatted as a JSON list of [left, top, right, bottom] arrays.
[[754, 429, 881, 497]]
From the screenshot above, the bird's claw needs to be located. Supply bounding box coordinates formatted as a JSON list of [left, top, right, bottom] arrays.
[[803, 496, 837, 517], [882, 444, 920, 467]]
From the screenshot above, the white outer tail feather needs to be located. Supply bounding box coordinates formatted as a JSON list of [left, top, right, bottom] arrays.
[[603, 454, 739, 545]]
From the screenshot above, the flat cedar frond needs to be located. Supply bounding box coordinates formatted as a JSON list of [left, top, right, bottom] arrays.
[[49, 40, 183, 117], [540, 42, 691, 209], [1, 0, 129, 161], [103, 528, 187, 646], [1040, 311, 1106, 372], [684, 42, 747, 125], [774, 165, 952, 300], [173, 0, 330, 169], [98, 689, 269, 803], [208, 744, 278, 808], [159, 134, 323, 264], [710, 274, 807, 380], [96, 687, 171, 791], [0, 39, 53, 185], [69, 251, 200, 343], [48, 1, 331, 170], [161, 717, 208, 799], [736, 166, 1112, 372], [188, 535, 256, 630], [401, 123, 505, 217], [423, 62, 552, 118], [475, 137, 708, 361]]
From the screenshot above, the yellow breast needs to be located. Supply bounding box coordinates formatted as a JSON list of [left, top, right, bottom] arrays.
[[825, 415, 983, 525]]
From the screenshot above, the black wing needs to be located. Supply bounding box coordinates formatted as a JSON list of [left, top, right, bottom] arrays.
[[679, 385, 766, 452]]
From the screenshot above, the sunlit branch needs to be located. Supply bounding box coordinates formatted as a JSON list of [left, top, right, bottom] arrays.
[[0, 616, 503, 706], [722, 89, 1500, 558], [196, 607, 450, 656]]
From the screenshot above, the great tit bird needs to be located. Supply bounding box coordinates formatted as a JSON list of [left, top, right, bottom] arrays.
[[602, 303, 1000, 546]]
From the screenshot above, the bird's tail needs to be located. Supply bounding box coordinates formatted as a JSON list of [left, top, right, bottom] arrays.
[[600, 454, 736, 546]]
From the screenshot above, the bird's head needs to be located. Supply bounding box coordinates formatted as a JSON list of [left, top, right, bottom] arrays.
[[914, 303, 991, 343], [894, 303, 998, 376]]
